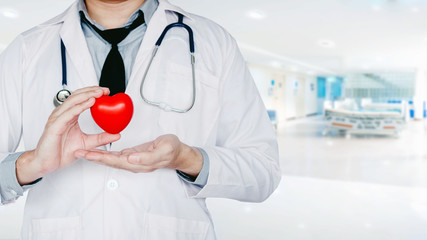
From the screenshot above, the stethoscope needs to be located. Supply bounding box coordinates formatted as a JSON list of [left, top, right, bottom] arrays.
[[53, 40, 72, 107], [55, 12, 196, 113]]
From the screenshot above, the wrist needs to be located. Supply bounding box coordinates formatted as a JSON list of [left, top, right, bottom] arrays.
[[176, 144, 203, 178], [16, 150, 42, 185]]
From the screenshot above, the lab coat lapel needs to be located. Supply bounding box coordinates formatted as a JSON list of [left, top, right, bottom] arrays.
[[139, 0, 193, 52], [132, 2, 168, 63], [126, 1, 168, 93], [58, 3, 106, 149], [157, 0, 194, 21], [59, 3, 98, 89]]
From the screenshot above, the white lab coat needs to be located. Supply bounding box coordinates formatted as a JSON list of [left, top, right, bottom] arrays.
[[0, 0, 281, 239]]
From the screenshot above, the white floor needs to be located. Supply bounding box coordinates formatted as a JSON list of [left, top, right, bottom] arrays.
[[1, 117, 427, 239], [209, 117, 427, 240]]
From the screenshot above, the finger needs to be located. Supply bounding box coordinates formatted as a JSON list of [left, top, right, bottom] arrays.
[[52, 87, 109, 117], [74, 149, 89, 159], [128, 151, 161, 166], [74, 149, 105, 158], [80, 150, 139, 171], [69, 86, 110, 99], [84, 132, 121, 150], [72, 86, 109, 96], [53, 87, 109, 116], [48, 97, 96, 133], [77, 150, 157, 173], [120, 148, 138, 155], [75, 149, 119, 160], [54, 86, 107, 114], [74, 149, 112, 158]]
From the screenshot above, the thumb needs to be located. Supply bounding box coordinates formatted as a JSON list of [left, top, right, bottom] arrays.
[[84, 132, 121, 150]]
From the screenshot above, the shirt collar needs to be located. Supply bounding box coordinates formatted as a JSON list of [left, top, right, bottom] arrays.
[[39, 0, 193, 28], [77, 0, 159, 30]]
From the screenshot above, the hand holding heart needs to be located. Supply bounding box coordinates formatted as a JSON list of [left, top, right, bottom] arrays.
[[16, 87, 202, 185], [82, 92, 202, 176], [16, 86, 121, 185]]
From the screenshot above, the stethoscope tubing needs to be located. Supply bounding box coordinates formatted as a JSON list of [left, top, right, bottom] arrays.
[[61, 39, 67, 87], [139, 12, 196, 113], [57, 12, 196, 113], [54, 39, 72, 107], [156, 13, 194, 53]]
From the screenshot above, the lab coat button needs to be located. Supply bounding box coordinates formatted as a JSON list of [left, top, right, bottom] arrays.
[[107, 179, 119, 191]]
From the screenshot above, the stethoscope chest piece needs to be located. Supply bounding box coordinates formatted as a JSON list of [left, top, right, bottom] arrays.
[[54, 39, 71, 107], [54, 88, 71, 107]]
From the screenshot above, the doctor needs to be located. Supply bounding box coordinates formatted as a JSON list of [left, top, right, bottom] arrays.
[[0, 0, 281, 239]]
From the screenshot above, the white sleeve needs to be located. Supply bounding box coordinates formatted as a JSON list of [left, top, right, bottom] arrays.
[[0, 36, 26, 204], [183, 37, 281, 202]]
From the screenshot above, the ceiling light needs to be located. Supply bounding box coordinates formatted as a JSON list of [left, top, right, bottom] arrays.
[[306, 70, 315, 75], [244, 205, 252, 213], [271, 61, 282, 68], [375, 57, 384, 62], [411, 7, 420, 13], [317, 39, 336, 48], [1, 8, 19, 19], [247, 10, 266, 20], [362, 65, 371, 70], [371, 5, 382, 11], [289, 66, 299, 72]]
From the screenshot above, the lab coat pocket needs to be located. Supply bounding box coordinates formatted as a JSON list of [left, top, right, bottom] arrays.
[[143, 213, 210, 240], [29, 216, 82, 240], [158, 62, 221, 145]]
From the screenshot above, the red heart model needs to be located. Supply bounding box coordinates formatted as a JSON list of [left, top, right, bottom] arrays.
[[90, 93, 134, 134]]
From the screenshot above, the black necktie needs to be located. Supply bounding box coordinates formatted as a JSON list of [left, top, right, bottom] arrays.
[[80, 11, 145, 96]]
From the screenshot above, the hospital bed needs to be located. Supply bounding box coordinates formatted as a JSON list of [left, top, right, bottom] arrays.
[[323, 106, 406, 136]]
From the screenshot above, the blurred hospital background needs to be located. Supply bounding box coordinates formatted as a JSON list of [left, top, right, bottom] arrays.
[[1, 0, 427, 239]]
